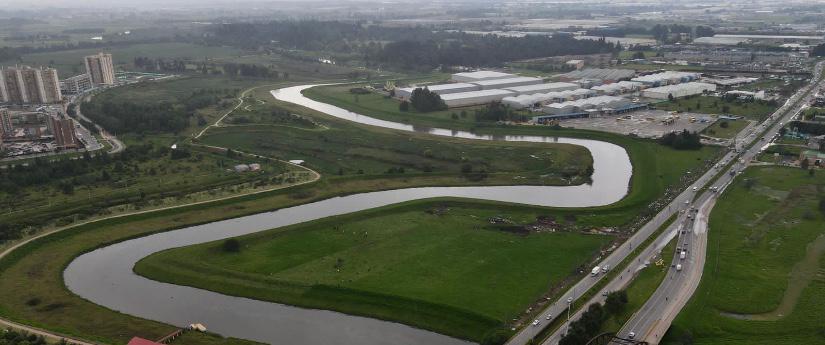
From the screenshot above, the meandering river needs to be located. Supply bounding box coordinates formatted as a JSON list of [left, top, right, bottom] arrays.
[[63, 85, 632, 345]]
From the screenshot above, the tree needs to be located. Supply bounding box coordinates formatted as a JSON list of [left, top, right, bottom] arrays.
[[605, 290, 629, 314], [399, 100, 410, 112], [409, 87, 447, 112], [719, 121, 729, 128], [801, 158, 810, 170], [819, 197, 825, 215], [222, 238, 241, 252], [695, 26, 715, 38], [668, 93, 675, 102]]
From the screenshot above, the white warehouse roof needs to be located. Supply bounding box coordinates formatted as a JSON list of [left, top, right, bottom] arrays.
[[641, 82, 716, 99], [504, 82, 578, 95], [471, 76, 544, 90], [396, 82, 480, 98], [440, 89, 516, 107], [632, 71, 701, 85], [451, 71, 516, 82]]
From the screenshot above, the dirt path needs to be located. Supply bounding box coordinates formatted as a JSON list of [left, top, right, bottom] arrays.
[[721, 233, 825, 321]]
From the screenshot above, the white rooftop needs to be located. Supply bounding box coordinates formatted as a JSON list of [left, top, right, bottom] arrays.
[[439, 89, 515, 100], [452, 71, 515, 80], [471, 76, 544, 86], [504, 82, 578, 93], [399, 82, 478, 92]]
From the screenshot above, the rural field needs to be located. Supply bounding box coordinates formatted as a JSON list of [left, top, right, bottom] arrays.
[[135, 200, 613, 342], [666, 166, 825, 345]]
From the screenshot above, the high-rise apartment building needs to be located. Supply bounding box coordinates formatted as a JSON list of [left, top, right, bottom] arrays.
[[0, 108, 12, 137], [49, 116, 78, 149], [0, 66, 62, 104], [84, 52, 115, 85]]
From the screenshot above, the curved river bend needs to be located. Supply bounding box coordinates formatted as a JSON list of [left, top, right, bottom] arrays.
[[64, 85, 632, 345]]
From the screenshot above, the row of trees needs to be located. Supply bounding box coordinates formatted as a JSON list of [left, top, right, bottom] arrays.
[[222, 63, 286, 79], [559, 291, 629, 345], [660, 130, 702, 150], [133, 57, 188, 73], [376, 35, 618, 70]]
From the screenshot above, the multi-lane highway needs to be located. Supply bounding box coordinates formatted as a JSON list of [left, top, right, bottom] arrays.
[[506, 60, 825, 345], [616, 60, 825, 344]]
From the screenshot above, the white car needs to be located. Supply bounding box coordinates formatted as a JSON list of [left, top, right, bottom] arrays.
[[532, 319, 540, 327], [629, 331, 636, 339], [567, 297, 573, 303], [692, 186, 698, 191], [546, 314, 552, 320]]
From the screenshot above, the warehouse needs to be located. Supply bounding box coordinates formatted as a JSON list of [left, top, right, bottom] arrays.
[[450, 71, 516, 83], [542, 96, 632, 115], [471, 76, 544, 90], [503, 82, 578, 95], [440, 89, 515, 108], [631, 71, 701, 87], [641, 82, 716, 99], [501, 88, 596, 109], [556, 68, 636, 83], [396, 83, 480, 99], [591, 81, 644, 95]]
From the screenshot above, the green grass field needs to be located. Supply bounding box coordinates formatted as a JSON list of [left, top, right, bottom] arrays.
[[702, 119, 749, 139], [303, 84, 528, 130], [135, 200, 612, 341], [652, 96, 777, 120], [665, 166, 825, 345]]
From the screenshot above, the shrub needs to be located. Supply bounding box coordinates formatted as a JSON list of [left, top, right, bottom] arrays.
[[222, 238, 241, 253]]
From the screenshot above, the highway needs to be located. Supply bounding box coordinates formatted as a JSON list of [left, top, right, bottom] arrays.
[[507, 60, 825, 345], [616, 60, 825, 344]]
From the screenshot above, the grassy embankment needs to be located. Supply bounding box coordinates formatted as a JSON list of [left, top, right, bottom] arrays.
[[301, 84, 721, 226], [665, 166, 825, 345], [702, 119, 750, 139], [599, 238, 677, 332], [136, 200, 612, 342]]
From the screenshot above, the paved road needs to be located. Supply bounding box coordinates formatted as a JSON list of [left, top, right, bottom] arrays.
[[509, 61, 825, 345], [72, 92, 125, 154], [615, 60, 825, 344]]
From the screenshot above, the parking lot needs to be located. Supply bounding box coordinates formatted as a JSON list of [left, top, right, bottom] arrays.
[[559, 109, 715, 138]]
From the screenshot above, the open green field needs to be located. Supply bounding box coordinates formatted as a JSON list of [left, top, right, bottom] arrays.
[[666, 166, 825, 345], [303, 84, 539, 130], [3, 43, 244, 78], [199, 125, 592, 182], [136, 200, 612, 341], [652, 96, 777, 120], [702, 119, 749, 139]]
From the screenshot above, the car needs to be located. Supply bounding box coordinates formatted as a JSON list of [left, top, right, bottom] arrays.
[[602, 291, 609, 297], [628, 331, 636, 339], [567, 297, 573, 303], [532, 319, 540, 327], [546, 314, 552, 320], [692, 186, 698, 191]]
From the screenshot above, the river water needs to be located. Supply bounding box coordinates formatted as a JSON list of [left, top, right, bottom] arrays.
[[63, 85, 632, 345]]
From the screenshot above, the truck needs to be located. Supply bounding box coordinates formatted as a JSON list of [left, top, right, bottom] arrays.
[[680, 251, 686, 260], [591, 266, 601, 276]]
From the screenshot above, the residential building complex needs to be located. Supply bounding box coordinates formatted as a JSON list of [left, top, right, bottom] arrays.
[[85, 52, 115, 85], [60, 74, 94, 95], [0, 66, 62, 104]]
